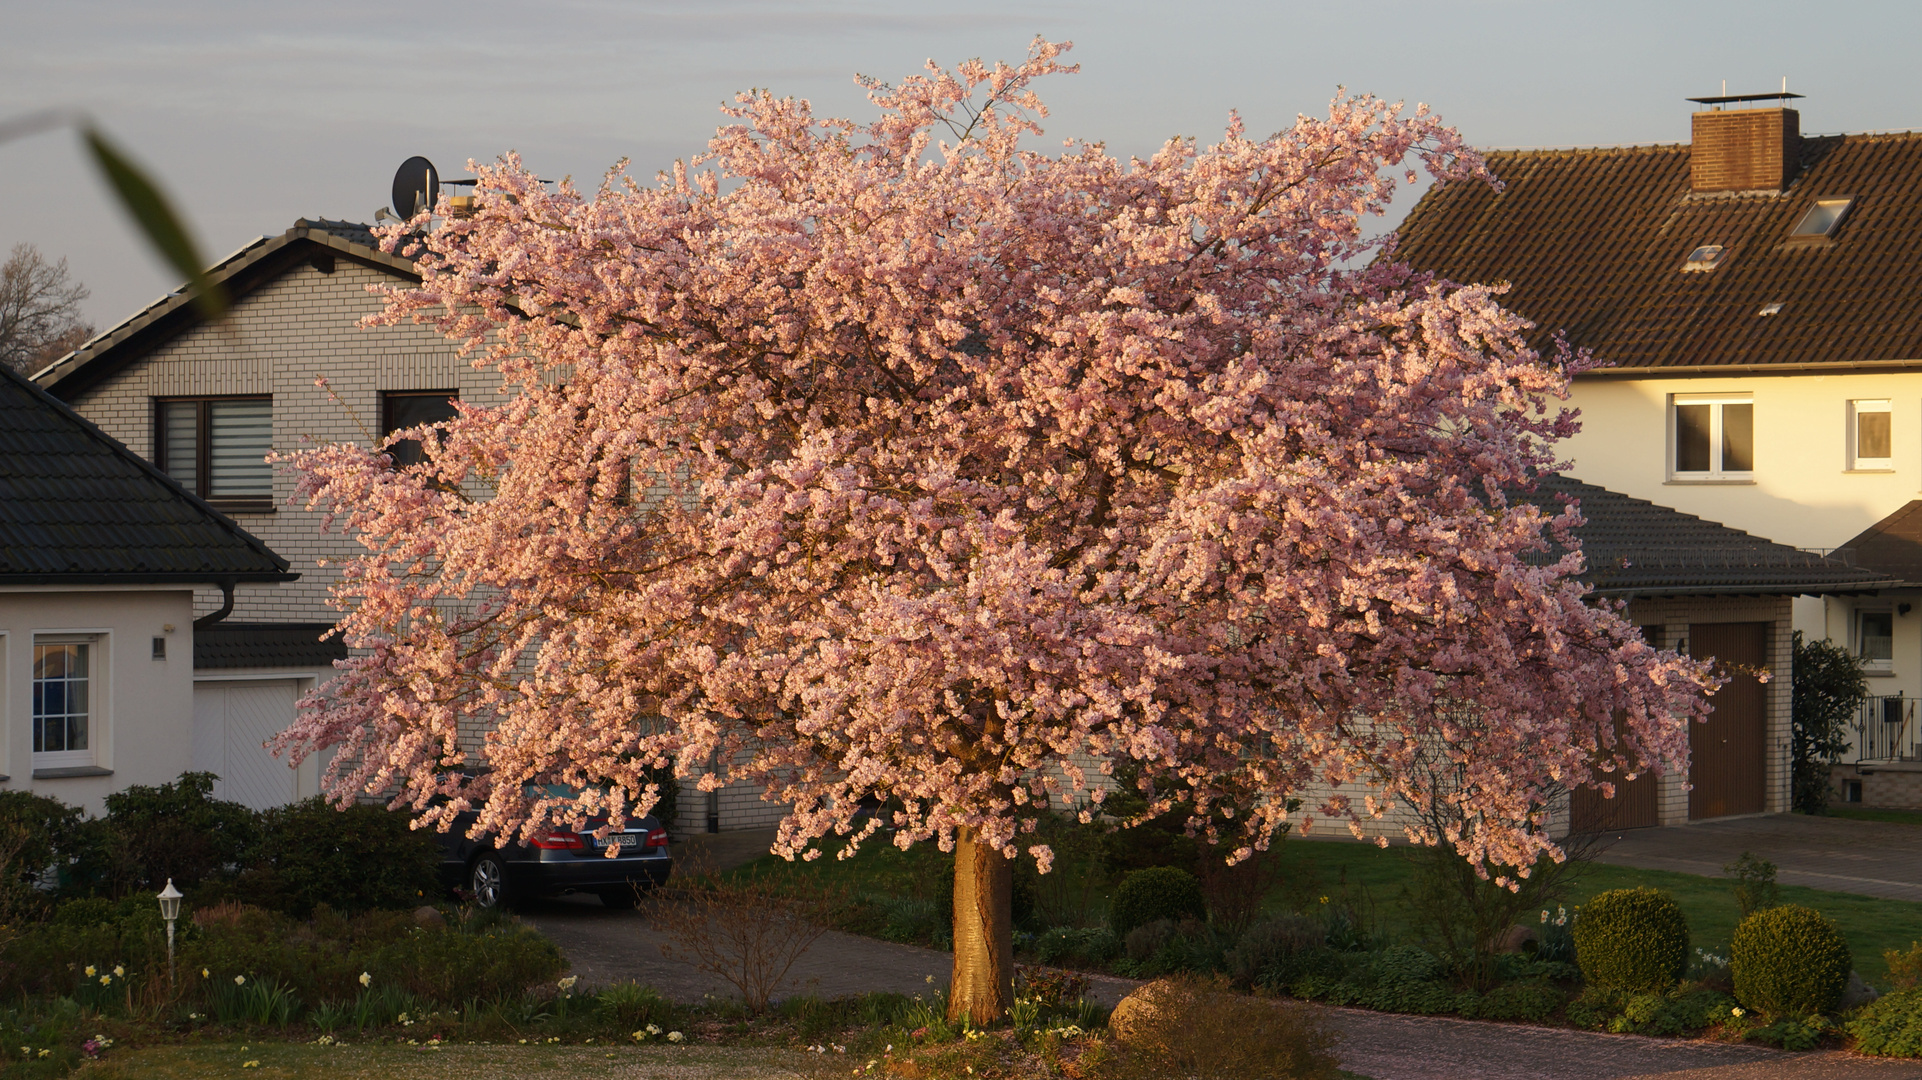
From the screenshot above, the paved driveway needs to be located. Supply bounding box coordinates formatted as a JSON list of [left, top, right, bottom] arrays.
[[1590, 813, 1922, 902]]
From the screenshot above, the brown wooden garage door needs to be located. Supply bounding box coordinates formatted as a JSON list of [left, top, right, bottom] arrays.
[[1688, 622, 1768, 819], [1570, 743, 1658, 831]]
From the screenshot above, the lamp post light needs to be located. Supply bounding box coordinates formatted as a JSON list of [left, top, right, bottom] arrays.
[[157, 879, 183, 985]]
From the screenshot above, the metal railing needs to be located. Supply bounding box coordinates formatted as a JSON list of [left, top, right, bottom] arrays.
[[1849, 694, 1921, 764]]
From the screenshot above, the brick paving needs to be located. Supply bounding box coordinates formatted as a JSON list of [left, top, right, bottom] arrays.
[[1591, 813, 1922, 902]]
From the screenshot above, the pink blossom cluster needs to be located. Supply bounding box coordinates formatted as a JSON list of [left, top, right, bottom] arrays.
[[275, 40, 1714, 879]]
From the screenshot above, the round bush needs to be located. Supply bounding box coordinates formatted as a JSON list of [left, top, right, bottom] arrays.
[[1109, 866, 1206, 938], [1572, 888, 1689, 992], [1731, 904, 1852, 1017]]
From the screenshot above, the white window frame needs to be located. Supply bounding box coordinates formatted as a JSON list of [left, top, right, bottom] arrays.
[[31, 633, 104, 770], [1849, 399, 1894, 471], [1856, 607, 1896, 674], [1668, 393, 1755, 482]]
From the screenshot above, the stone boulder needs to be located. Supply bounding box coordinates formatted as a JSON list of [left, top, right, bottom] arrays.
[[413, 904, 446, 929], [1496, 924, 1538, 954], [1109, 979, 1187, 1051]]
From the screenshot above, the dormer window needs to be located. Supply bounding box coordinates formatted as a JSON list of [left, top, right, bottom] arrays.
[[1792, 197, 1853, 238], [1681, 245, 1725, 272]]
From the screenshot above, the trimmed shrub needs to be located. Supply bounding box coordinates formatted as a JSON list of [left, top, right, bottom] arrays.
[[1110, 866, 1206, 939], [1730, 904, 1851, 1018], [1848, 987, 1922, 1058], [1572, 888, 1688, 992], [247, 798, 440, 916]]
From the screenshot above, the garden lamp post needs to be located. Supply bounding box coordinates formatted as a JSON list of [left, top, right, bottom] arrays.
[[157, 879, 182, 985]]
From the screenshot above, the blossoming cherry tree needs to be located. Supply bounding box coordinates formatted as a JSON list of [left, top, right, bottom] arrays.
[[281, 40, 1714, 1023]]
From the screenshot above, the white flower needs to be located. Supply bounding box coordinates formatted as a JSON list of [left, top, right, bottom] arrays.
[[558, 975, 578, 991], [667, 1031, 685, 1043], [113, 966, 125, 977], [99, 975, 111, 986], [646, 1024, 661, 1035], [84, 966, 96, 978], [1539, 910, 1548, 923], [359, 972, 372, 988], [235, 975, 247, 986]]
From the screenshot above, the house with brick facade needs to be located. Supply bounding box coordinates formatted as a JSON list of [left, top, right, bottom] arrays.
[[1388, 92, 1922, 811], [32, 218, 769, 828]]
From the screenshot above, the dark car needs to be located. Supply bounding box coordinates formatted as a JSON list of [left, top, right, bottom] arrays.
[[435, 785, 672, 909]]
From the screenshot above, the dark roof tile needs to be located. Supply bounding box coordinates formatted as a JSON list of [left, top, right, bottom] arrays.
[[1393, 132, 1922, 371], [194, 622, 345, 669], [0, 364, 291, 584], [1526, 474, 1891, 595]]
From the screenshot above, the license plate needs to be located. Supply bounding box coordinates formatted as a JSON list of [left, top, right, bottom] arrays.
[[597, 834, 640, 848]]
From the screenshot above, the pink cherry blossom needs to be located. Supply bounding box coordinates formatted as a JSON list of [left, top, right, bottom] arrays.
[[274, 39, 1714, 1022]]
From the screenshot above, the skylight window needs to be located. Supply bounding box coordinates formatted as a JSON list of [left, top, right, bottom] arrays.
[[1681, 245, 1725, 273], [1758, 302, 1784, 317], [1792, 197, 1854, 237]]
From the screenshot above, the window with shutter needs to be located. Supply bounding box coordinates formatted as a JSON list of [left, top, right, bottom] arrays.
[[154, 397, 273, 511]]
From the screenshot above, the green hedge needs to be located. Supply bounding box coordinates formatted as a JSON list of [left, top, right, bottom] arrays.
[[238, 798, 441, 917]]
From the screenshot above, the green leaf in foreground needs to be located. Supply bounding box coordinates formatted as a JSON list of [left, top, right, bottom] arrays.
[[82, 125, 227, 320]]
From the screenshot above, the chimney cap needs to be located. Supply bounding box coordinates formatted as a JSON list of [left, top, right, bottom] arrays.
[[1688, 91, 1805, 106]]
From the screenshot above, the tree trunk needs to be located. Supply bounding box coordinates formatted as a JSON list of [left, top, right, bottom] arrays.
[[948, 826, 1014, 1026]]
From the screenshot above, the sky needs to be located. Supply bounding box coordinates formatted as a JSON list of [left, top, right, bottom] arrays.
[[7, 0, 1922, 329]]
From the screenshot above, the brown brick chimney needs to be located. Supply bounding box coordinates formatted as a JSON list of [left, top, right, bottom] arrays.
[[1691, 107, 1799, 192]]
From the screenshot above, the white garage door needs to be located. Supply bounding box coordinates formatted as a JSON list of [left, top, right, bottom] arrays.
[[192, 680, 300, 810]]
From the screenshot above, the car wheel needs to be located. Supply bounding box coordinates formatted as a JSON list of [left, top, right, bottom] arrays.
[[470, 853, 511, 909], [597, 887, 637, 910]]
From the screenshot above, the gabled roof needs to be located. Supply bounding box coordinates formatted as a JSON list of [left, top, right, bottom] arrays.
[[1525, 474, 1893, 596], [0, 362, 293, 585], [194, 622, 345, 669], [1838, 501, 1922, 587], [33, 218, 417, 401], [1391, 131, 1922, 374]]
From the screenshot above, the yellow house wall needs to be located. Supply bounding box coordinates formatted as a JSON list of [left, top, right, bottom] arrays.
[[1561, 372, 1922, 551]]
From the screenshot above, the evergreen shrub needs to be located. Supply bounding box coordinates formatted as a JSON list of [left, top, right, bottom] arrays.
[[1572, 888, 1688, 992], [1848, 988, 1922, 1058], [1109, 866, 1206, 939], [244, 798, 440, 916], [1730, 904, 1851, 1018]]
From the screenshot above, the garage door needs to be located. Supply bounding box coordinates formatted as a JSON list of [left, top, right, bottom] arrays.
[[193, 680, 300, 810]]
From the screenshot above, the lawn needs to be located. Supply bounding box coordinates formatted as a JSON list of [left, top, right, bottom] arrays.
[[72, 1043, 813, 1080], [735, 825, 1922, 986]]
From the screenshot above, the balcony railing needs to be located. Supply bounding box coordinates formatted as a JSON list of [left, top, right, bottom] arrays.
[[1848, 694, 1921, 764]]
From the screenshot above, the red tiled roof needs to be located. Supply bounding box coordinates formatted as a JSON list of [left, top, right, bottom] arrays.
[[1390, 132, 1922, 372]]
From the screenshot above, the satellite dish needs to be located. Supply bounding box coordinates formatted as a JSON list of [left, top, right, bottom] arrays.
[[391, 156, 439, 219]]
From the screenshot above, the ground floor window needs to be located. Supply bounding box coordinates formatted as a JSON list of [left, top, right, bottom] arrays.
[[32, 638, 94, 768]]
